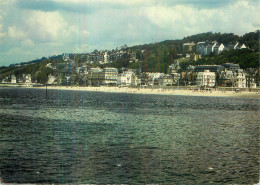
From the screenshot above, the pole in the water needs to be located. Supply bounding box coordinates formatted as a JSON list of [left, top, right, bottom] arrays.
[[46, 84, 47, 98]]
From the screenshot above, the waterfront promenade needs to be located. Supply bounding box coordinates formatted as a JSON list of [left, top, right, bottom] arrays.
[[35, 85, 260, 98], [1, 83, 259, 98]]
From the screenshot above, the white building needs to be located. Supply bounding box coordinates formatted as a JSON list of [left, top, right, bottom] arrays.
[[47, 74, 56, 85], [2, 77, 9, 83], [240, 44, 247, 49], [25, 74, 32, 84], [11, 75, 17, 84], [147, 72, 164, 86], [183, 42, 196, 52], [196, 42, 207, 55], [117, 71, 135, 86], [102, 68, 118, 86], [196, 70, 216, 87], [213, 43, 225, 54], [235, 69, 246, 88], [86, 67, 103, 86], [104, 52, 110, 64], [227, 42, 247, 50], [158, 75, 173, 86]]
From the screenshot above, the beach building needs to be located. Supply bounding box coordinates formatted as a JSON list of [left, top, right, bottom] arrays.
[[25, 74, 32, 84], [47, 74, 57, 85], [171, 73, 181, 85], [117, 74, 128, 86], [220, 70, 235, 87], [250, 82, 257, 88], [234, 69, 246, 88], [117, 71, 135, 86], [2, 77, 9, 83], [86, 67, 103, 86], [196, 70, 216, 87], [101, 68, 118, 86], [158, 75, 174, 86], [11, 75, 17, 84], [147, 73, 164, 86]]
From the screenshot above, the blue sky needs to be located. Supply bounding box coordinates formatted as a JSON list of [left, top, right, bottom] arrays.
[[0, 0, 259, 66]]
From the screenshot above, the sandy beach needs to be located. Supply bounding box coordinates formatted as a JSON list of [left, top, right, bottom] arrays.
[[30, 85, 260, 98]]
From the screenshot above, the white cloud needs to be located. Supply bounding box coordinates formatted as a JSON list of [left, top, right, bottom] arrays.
[[22, 39, 34, 47], [0, 24, 6, 40], [53, 0, 153, 6], [25, 11, 72, 42], [142, 0, 260, 37], [0, 0, 259, 66], [8, 26, 27, 39]]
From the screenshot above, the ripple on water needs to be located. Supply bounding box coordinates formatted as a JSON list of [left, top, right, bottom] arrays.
[[0, 88, 259, 184]]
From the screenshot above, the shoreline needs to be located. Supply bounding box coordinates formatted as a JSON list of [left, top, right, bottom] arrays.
[[28, 85, 260, 98], [1, 84, 260, 98]]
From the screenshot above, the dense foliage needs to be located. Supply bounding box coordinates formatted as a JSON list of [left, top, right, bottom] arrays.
[[179, 49, 259, 71], [126, 30, 259, 72]]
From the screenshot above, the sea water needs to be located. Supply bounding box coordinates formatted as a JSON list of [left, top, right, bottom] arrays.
[[0, 88, 259, 184]]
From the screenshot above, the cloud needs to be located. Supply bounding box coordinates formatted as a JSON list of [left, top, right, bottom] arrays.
[[25, 11, 70, 41], [21, 39, 34, 47], [163, 0, 239, 9], [143, 0, 260, 37], [0, 24, 6, 40], [8, 26, 27, 39], [0, 0, 259, 66], [16, 0, 154, 14]]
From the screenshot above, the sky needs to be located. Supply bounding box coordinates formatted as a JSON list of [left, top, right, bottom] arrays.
[[0, 0, 259, 66]]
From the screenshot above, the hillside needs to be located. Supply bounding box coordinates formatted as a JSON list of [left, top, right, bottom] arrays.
[[0, 30, 259, 81], [179, 48, 259, 71], [122, 30, 259, 73]]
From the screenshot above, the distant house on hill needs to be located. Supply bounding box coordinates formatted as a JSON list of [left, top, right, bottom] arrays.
[[183, 42, 196, 52], [168, 62, 180, 74], [196, 42, 207, 55], [195, 41, 246, 55], [212, 43, 225, 54], [226, 42, 247, 50], [221, 63, 240, 71], [195, 65, 224, 73]]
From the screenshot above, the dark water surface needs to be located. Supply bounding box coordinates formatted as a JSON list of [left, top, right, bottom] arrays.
[[0, 87, 259, 184]]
